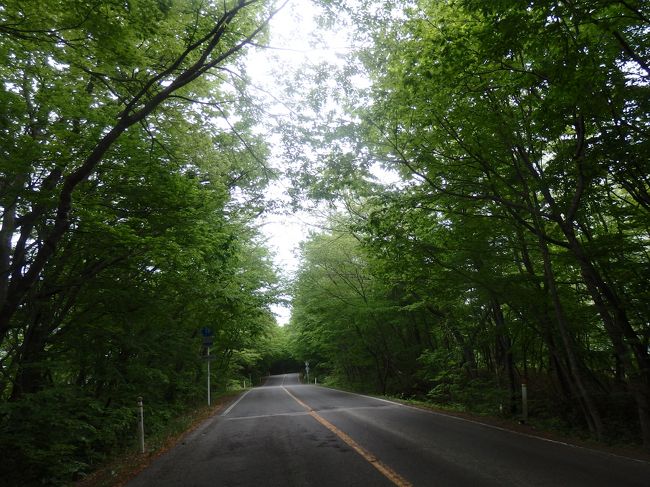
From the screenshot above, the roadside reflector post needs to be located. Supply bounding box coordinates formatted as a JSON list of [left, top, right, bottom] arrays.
[[138, 396, 145, 454], [521, 381, 528, 423], [207, 346, 211, 406]]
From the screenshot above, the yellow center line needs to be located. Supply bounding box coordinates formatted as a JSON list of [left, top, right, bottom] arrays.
[[282, 386, 412, 487]]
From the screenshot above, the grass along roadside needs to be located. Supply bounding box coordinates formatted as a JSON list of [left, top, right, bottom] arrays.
[[75, 390, 246, 487]]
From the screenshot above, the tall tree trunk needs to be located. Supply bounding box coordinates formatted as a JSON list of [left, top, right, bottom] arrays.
[[560, 223, 650, 446], [537, 236, 605, 440], [516, 214, 606, 438], [9, 308, 54, 400], [492, 300, 517, 415]]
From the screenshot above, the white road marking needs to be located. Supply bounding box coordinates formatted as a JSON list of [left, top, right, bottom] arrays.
[[318, 386, 650, 465], [281, 386, 413, 487], [224, 411, 311, 421], [221, 389, 253, 416]]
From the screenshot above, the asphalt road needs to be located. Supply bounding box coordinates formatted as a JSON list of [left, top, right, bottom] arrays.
[[126, 373, 650, 486]]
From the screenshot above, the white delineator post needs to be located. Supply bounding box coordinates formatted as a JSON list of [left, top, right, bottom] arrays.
[[207, 346, 211, 406], [138, 396, 145, 454], [521, 381, 528, 423]]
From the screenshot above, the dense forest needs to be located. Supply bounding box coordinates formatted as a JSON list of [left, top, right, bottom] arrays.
[[288, 0, 650, 452], [0, 0, 648, 485], [0, 1, 295, 484]]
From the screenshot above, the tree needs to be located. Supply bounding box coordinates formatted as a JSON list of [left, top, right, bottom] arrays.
[[0, 1, 286, 482], [294, 0, 649, 445], [0, 0, 284, 342]]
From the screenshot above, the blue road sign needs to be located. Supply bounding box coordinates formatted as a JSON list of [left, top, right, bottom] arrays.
[[201, 327, 214, 337]]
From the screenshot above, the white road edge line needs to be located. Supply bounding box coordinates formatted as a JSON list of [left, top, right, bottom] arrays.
[[318, 385, 650, 465], [221, 389, 253, 416]]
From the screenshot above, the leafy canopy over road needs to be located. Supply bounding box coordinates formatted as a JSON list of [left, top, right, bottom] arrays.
[[288, 0, 650, 449], [1, 0, 649, 484], [0, 0, 289, 484]]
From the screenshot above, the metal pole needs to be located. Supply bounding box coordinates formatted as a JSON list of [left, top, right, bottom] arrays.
[[207, 346, 211, 406], [138, 396, 145, 454]]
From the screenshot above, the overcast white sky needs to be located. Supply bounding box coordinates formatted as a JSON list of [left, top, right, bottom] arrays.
[[243, 1, 402, 325], [245, 0, 345, 325]]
